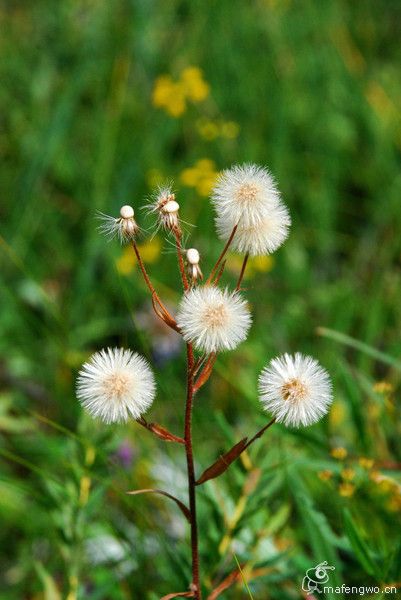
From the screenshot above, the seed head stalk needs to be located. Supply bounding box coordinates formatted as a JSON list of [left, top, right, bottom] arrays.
[[184, 342, 201, 599]]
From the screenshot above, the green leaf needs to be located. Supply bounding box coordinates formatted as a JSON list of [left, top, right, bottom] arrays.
[[317, 327, 401, 372]]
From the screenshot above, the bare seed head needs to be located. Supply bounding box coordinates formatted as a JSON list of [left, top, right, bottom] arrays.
[[98, 205, 139, 243], [185, 248, 203, 283]]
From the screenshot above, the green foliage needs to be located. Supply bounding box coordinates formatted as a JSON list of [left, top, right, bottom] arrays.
[[1, 0, 401, 598]]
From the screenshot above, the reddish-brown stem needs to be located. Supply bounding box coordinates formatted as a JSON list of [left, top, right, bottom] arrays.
[[243, 417, 276, 452], [184, 343, 202, 599], [206, 225, 238, 285], [131, 241, 178, 330], [212, 259, 227, 286], [174, 229, 190, 291], [235, 253, 249, 291]]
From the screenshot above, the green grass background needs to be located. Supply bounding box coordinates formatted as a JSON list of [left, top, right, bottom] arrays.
[[1, 1, 401, 598]]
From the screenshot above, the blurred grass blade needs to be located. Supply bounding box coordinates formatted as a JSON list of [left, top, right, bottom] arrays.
[[343, 509, 381, 578], [233, 554, 254, 599], [34, 562, 61, 600], [317, 327, 401, 372]]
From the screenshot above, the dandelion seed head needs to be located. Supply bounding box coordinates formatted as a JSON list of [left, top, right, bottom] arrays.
[[216, 201, 291, 256], [211, 164, 281, 227], [258, 353, 332, 427], [76, 347, 156, 424], [176, 286, 251, 353]]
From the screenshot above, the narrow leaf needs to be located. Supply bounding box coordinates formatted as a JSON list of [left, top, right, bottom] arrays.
[[147, 422, 185, 444], [196, 438, 248, 485], [127, 488, 191, 522], [317, 327, 401, 372], [137, 417, 185, 444]]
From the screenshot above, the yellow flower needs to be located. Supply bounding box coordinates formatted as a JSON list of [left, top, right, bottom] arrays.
[[180, 159, 218, 197], [220, 121, 240, 139], [180, 67, 210, 102], [196, 119, 219, 141], [373, 381, 394, 394], [329, 400, 346, 426], [318, 470, 333, 481], [152, 75, 186, 117], [152, 67, 209, 117], [227, 255, 274, 280], [341, 468, 355, 481], [359, 457, 374, 469], [331, 447, 348, 460], [116, 238, 162, 276], [339, 483, 355, 497]]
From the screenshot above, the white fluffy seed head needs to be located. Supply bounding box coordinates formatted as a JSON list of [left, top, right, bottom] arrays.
[[76, 347, 156, 424], [120, 205, 134, 219], [176, 286, 252, 353], [216, 201, 291, 256], [211, 164, 281, 227], [258, 353, 333, 428]]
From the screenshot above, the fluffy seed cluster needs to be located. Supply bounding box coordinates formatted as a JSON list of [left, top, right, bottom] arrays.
[[77, 348, 156, 423], [258, 353, 332, 427], [211, 164, 291, 256], [176, 286, 252, 353]]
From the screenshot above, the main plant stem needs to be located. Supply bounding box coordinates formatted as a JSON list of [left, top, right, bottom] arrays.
[[184, 343, 201, 599]]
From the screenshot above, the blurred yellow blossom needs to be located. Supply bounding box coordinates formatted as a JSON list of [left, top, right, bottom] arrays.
[[180, 158, 218, 196], [196, 118, 240, 141], [339, 482, 355, 497], [228, 254, 274, 279], [116, 238, 162, 276], [329, 400, 346, 426], [152, 67, 209, 117], [341, 468, 356, 481], [221, 121, 240, 139], [359, 457, 374, 469], [331, 447, 348, 460], [318, 470, 333, 481], [196, 119, 219, 141], [152, 75, 186, 117], [373, 381, 394, 395], [180, 67, 210, 102]]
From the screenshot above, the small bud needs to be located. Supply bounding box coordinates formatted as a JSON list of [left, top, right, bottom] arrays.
[[185, 248, 203, 283]]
